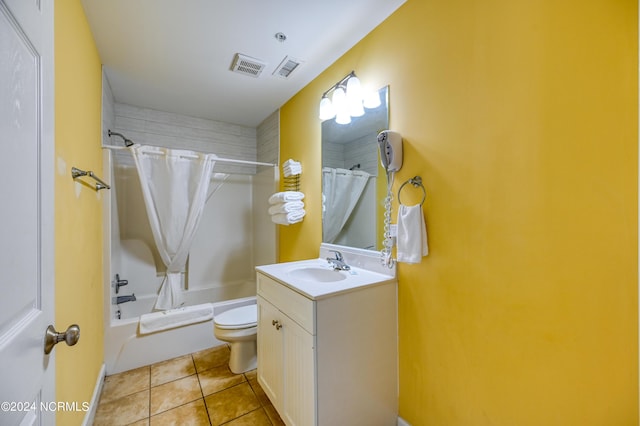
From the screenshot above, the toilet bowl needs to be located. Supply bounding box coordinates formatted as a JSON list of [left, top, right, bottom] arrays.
[[213, 304, 257, 374]]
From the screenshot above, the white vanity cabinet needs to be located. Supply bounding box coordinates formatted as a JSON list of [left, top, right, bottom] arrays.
[[256, 269, 398, 426]]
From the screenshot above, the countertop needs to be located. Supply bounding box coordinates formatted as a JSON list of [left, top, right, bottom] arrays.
[[255, 258, 396, 300]]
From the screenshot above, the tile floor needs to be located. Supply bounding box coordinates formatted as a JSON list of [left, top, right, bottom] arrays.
[[93, 344, 284, 425]]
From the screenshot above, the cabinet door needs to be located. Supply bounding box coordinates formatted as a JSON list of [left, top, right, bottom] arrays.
[[282, 317, 315, 426], [257, 296, 283, 409]]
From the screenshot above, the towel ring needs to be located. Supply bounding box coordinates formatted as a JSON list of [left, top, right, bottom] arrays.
[[398, 176, 426, 206]]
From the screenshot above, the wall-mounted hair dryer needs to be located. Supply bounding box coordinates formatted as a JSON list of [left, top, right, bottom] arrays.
[[377, 130, 403, 172]]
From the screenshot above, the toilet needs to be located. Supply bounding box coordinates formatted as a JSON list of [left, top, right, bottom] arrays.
[[213, 304, 258, 374]]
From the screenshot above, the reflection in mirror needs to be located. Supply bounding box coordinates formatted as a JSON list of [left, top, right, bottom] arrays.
[[321, 86, 389, 250]]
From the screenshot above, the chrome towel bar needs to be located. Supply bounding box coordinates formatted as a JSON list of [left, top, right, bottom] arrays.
[[71, 167, 111, 191]]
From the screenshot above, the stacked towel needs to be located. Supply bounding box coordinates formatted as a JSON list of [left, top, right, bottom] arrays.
[[268, 191, 305, 204], [283, 159, 302, 177], [269, 191, 306, 225], [268, 201, 304, 215]]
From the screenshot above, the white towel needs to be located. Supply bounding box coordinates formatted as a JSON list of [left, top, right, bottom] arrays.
[[268, 201, 304, 215], [283, 165, 302, 177], [268, 191, 305, 204], [139, 303, 213, 335], [271, 209, 306, 225], [396, 204, 428, 264], [283, 159, 302, 177]]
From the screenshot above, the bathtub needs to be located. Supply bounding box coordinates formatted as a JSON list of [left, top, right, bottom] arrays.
[[104, 287, 256, 375]]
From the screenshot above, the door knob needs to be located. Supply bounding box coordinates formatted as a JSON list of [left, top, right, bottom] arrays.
[[44, 324, 80, 354]]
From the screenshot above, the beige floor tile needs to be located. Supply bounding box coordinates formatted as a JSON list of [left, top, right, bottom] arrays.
[[192, 345, 230, 373], [198, 364, 246, 396], [243, 369, 257, 382], [204, 382, 261, 425], [225, 408, 272, 426], [93, 389, 149, 426], [100, 366, 150, 404], [247, 376, 270, 407], [150, 375, 202, 416], [129, 419, 150, 426], [263, 403, 285, 426], [151, 354, 196, 387], [149, 399, 210, 426]]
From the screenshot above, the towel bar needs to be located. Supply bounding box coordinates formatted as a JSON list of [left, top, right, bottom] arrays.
[[71, 167, 111, 191]]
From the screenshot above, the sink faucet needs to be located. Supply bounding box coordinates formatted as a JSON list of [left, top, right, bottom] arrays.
[[115, 294, 136, 304], [326, 250, 350, 271]]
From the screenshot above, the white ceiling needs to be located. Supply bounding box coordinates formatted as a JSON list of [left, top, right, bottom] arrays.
[[81, 0, 406, 128]]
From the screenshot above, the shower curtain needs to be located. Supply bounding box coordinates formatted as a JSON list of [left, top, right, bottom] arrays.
[[131, 145, 218, 310], [322, 167, 370, 243]]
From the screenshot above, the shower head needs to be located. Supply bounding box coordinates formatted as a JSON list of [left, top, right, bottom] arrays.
[[108, 129, 135, 147]]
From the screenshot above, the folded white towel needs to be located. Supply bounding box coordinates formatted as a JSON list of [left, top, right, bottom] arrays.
[[283, 159, 300, 168], [396, 204, 428, 264], [283, 159, 302, 177], [269, 191, 305, 204], [283, 166, 302, 178], [139, 303, 213, 335], [268, 201, 304, 215], [271, 209, 306, 225]]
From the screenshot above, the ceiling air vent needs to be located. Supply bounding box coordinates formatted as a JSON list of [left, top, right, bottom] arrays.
[[273, 56, 303, 78], [230, 53, 267, 78]]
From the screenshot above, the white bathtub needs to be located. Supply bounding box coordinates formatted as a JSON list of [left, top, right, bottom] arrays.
[[104, 287, 256, 374]]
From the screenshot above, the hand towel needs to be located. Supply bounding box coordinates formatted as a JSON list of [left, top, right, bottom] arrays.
[[268, 191, 305, 204], [396, 204, 428, 264], [268, 201, 304, 215], [271, 209, 306, 225]]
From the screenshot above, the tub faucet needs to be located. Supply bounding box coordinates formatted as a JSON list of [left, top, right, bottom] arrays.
[[114, 274, 128, 294], [326, 250, 350, 271], [115, 294, 136, 304]]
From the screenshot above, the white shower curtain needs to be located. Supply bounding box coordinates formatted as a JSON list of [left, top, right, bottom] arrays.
[[322, 167, 370, 243], [131, 145, 217, 310]]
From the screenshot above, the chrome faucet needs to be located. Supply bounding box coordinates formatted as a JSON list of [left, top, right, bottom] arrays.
[[115, 294, 136, 304], [326, 250, 350, 271], [114, 274, 128, 294]]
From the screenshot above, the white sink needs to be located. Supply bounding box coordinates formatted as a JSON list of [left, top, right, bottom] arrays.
[[256, 251, 395, 300], [287, 267, 347, 283]]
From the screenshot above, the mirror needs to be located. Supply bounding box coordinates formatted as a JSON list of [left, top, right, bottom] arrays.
[[321, 86, 389, 250]]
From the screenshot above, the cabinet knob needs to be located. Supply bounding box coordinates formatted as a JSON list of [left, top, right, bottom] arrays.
[[272, 319, 282, 330]]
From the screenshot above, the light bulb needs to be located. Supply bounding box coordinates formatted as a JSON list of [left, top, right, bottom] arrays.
[[335, 109, 351, 125], [363, 90, 381, 109], [346, 76, 365, 117], [346, 75, 363, 102], [333, 87, 351, 124], [319, 96, 335, 120]]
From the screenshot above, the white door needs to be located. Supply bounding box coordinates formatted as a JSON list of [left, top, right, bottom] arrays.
[[0, 0, 55, 425]]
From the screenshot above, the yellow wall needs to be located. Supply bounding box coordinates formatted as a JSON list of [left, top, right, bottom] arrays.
[[279, 0, 638, 424], [54, 1, 104, 424]]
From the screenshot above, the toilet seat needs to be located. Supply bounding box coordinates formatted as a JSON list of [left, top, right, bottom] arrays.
[[214, 305, 257, 330]]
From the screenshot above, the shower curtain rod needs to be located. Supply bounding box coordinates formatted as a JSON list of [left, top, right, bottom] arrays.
[[102, 144, 276, 168], [322, 167, 374, 177]]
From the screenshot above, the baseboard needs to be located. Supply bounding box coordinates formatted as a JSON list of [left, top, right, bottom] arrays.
[[398, 416, 411, 426], [82, 363, 106, 426]]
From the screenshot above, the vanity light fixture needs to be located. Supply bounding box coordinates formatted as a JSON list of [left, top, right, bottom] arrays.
[[318, 71, 379, 123]]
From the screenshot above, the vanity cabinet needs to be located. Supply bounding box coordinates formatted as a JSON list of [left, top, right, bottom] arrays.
[[256, 270, 397, 426]]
